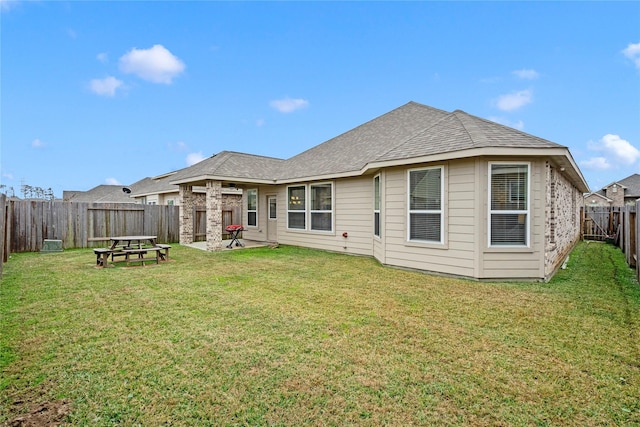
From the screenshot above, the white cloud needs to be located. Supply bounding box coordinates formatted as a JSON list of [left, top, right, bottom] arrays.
[[3, 172, 14, 180], [513, 69, 539, 80], [487, 116, 524, 130], [169, 141, 189, 152], [119, 44, 185, 84], [0, 0, 17, 12], [495, 89, 533, 111], [581, 157, 611, 171], [583, 134, 640, 172], [105, 177, 122, 185], [89, 76, 123, 97], [97, 52, 108, 63], [270, 97, 309, 113], [256, 118, 266, 127], [31, 138, 44, 148], [622, 42, 640, 69], [186, 152, 206, 166], [588, 134, 640, 165]]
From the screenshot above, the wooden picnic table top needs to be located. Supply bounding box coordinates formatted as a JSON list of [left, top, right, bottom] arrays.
[[109, 235, 157, 241], [109, 235, 158, 249]]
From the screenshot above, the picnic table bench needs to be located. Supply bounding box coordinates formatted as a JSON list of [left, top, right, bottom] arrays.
[[93, 236, 171, 267]]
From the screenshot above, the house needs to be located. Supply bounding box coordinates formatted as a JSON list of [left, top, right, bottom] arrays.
[[128, 171, 243, 240], [583, 192, 613, 208], [127, 171, 242, 207], [170, 102, 589, 281], [62, 185, 136, 203], [584, 173, 640, 207]]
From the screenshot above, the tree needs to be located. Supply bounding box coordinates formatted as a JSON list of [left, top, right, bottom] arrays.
[[20, 183, 55, 200]]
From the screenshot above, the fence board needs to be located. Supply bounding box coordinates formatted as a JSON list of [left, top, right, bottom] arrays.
[[0, 195, 6, 274], [7, 201, 180, 252]]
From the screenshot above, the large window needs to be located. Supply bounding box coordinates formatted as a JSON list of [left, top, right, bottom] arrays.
[[310, 183, 332, 231], [287, 183, 333, 232], [374, 175, 381, 237], [287, 186, 306, 229], [489, 163, 529, 246], [408, 167, 443, 243], [247, 189, 258, 227]]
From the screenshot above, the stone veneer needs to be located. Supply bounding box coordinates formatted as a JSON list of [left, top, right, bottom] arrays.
[[205, 180, 223, 251], [179, 185, 195, 245], [545, 162, 584, 278], [604, 183, 625, 207]]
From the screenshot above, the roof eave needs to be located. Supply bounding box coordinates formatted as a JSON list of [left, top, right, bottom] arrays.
[[366, 146, 590, 192], [170, 175, 277, 186]]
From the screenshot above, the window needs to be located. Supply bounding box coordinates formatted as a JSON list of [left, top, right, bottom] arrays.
[[269, 197, 277, 220], [489, 163, 529, 246], [287, 183, 334, 232], [287, 186, 306, 229], [310, 183, 332, 231], [247, 189, 257, 227], [374, 175, 381, 237], [408, 167, 443, 243]]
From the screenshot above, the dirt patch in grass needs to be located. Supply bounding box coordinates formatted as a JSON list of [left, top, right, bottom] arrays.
[[3, 400, 71, 426]]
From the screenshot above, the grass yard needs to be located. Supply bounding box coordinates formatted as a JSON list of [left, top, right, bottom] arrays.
[[1, 241, 639, 426]]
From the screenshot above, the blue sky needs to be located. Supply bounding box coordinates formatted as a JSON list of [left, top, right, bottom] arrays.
[[1, 1, 639, 198]]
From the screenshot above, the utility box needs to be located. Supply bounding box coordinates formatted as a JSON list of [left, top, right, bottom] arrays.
[[41, 239, 63, 253]]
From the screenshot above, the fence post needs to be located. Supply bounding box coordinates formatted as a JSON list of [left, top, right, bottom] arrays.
[[0, 194, 5, 275], [636, 200, 640, 281]]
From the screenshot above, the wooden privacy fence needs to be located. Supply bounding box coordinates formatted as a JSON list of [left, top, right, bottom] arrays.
[[583, 203, 640, 280], [194, 206, 241, 242], [0, 194, 7, 275], [5, 200, 180, 253]]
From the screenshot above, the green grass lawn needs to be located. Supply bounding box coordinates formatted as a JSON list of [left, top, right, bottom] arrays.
[[1, 241, 639, 426]]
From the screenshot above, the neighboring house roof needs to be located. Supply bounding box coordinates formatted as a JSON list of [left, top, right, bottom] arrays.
[[584, 192, 613, 203], [63, 185, 134, 203], [170, 101, 589, 192], [603, 173, 640, 199]]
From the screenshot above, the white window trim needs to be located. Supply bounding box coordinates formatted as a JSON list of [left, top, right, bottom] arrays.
[[374, 174, 381, 238], [286, 185, 306, 230], [247, 189, 258, 227], [268, 196, 277, 220], [488, 161, 530, 248], [407, 166, 444, 244], [309, 182, 334, 232], [286, 182, 334, 233]]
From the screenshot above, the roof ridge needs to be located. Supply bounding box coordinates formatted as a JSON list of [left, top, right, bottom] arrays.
[[219, 150, 285, 161], [288, 101, 447, 163], [374, 111, 454, 162], [455, 109, 564, 148], [452, 110, 488, 147]]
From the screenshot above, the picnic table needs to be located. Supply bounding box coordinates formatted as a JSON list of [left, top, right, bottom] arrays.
[[94, 235, 171, 267]]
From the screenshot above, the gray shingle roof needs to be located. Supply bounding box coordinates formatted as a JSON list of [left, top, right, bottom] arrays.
[[64, 185, 134, 203], [279, 102, 449, 179], [171, 151, 285, 184], [377, 110, 563, 162], [597, 174, 640, 199], [170, 101, 587, 191]]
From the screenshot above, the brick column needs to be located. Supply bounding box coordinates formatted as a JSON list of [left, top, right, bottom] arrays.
[[179, 185, 194, 245], [206, 180, 223, 251]]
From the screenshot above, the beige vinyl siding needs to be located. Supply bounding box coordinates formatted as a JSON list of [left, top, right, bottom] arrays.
[[275, 177, 373, 256], [382, 160, 476, 277], [241, 184, 273, 243], [373, 172, 385, 264], [480, 159, 545, 279]]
